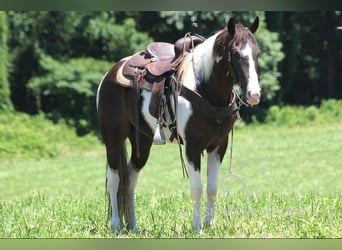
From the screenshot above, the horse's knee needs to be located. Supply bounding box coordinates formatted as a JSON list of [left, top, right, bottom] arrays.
[[191, 186, 203, 201], [207, 185, 218, 203]]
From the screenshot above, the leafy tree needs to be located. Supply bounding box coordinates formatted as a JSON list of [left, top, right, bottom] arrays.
[[265, 11, 342, 105], [7, 11, 152, 115], [27, 54, 112, 135], [0, 11, 12, 111]]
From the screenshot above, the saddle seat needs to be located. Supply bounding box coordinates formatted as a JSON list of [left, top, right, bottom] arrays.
[[123, 35, 205, 80], [147, 42, 175, 61]]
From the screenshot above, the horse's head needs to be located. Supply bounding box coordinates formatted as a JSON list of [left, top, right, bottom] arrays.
[[215, 17, 261, 106]]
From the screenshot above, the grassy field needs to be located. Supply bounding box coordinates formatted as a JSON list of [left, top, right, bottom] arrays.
[[0, 115, 341, 238]]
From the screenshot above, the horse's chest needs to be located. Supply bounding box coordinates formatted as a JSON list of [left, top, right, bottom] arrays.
[[184, 107, 235, 149]]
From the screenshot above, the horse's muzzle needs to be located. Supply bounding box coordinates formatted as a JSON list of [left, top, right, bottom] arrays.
[[246, 90, 260, 106]]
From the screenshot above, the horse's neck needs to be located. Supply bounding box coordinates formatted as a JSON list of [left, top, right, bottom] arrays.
[[199, 65, 234, 107], [190, 34, 234, 107]]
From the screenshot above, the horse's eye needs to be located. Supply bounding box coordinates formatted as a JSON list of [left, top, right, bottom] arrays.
[[232, 50, 240, 58]]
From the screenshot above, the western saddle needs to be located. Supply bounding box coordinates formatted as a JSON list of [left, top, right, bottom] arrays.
[[122, 30, 205, 145], [122, 33, 204, 89]]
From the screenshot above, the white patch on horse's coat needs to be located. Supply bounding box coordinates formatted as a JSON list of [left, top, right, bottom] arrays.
[[241, 43, 261, 104], [96, 71, 108, 110], [192, 33, 219, 83], [187, 162, 203, 232], [205, 148, 221, 226], [141, 90, 188, 144], [141, 90, 157, 131], [176, 96, 193, 142], [180, 55, 197, 91], [106, 167, 121, 232]]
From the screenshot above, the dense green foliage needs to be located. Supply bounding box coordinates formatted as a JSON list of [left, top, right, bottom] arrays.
[[0, 11, 12, 111], [6, 11, 153, 133], [2, 11, 341, 134], [266, 12, 342, 104], [261, 99, 342, 126], [1, 102, 341, 162], [27, 54, 113, 134], [6, 11, 284, 133], [0, 112, 100, 161]]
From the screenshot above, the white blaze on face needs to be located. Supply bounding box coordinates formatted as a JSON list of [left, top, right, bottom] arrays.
[[241, 43, 261, 106]]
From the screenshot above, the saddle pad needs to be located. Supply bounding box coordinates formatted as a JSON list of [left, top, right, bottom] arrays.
[[116, 60, 153, 91], [116, 59, 132, 87]]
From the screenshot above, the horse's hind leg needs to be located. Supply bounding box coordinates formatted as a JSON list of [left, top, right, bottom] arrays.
[[127, 130, 153, 232], [106, 164, 121, 232], [105, 135, 129, 233]]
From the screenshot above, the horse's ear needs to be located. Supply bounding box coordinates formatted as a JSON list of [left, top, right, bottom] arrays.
[[227, 17, 235, 37], [249, 16, 259, 33]]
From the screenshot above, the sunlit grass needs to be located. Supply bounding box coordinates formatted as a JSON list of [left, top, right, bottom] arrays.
[[0, 121, 341, 238]]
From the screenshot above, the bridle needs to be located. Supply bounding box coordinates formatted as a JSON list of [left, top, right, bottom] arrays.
[[227, 47, 251, 108], [192, 45, 250, 109]]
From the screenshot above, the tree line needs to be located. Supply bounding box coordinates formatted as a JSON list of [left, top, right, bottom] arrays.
[[0, 11, 341, 134]]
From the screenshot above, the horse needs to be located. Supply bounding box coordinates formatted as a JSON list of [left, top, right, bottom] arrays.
[[96, 17, 261, 233]]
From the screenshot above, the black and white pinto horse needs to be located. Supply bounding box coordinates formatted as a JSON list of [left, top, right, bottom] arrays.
[[97, 17, 261, 233]]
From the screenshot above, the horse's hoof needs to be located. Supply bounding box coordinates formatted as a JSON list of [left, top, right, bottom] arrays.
[[193, 227, 204, 235], [192, 222, 203, 234], [204, 216, 215, 227], [132, 227, 140, 234], [110, 222, 122, 234]]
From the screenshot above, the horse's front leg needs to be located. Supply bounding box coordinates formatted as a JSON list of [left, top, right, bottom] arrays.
[[205, 146, 224, 226], [186, 153, 203, 233]]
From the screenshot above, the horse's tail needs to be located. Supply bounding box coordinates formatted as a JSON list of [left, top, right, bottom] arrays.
[[106, 141, 133, 230]]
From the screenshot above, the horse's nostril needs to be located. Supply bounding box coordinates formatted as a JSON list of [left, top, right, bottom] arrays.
[[247, 90, 260, 99]]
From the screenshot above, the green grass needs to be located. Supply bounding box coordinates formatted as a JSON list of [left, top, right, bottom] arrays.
[[0, 113, 341, 238]]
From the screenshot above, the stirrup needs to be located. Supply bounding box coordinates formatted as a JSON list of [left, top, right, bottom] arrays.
[[153, 122, 166, 145]]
